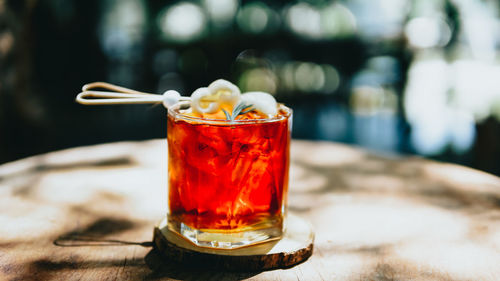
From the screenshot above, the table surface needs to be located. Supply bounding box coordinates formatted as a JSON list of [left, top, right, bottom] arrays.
[[1, 139, 500, 280]]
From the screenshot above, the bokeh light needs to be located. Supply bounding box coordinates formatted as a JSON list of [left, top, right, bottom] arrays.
[[321, 3, 357, 38], [286, 3, 322, 39], [321, 64, 340, 94], [98, 0, 147, 60], [350, 86, 385, 116], [203, 0, 238, 28], [158, 2, 206, 43], [347, 0, 409, 39], [405, 17, 452, 48], [295, 62, 325, 92], [237, 2, 279, 34], [238, 68, 277, 95], [403, 53, 483, 156]]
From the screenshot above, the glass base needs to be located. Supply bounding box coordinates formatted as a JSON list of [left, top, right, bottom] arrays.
[[167, 216, 283, 249]]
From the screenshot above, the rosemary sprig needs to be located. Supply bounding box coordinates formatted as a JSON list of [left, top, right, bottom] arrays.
[[221, 103, 254, 122], [222, 108, 231, 120]]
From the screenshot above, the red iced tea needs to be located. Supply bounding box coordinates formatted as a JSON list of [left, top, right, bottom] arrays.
[[167, 104, 291, 244]]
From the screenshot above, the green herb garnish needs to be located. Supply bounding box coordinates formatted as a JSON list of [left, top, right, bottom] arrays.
[[221, 103, 254, 122]]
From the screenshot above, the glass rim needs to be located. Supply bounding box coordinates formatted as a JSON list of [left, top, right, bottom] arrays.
[[168, 102, 292, 125]]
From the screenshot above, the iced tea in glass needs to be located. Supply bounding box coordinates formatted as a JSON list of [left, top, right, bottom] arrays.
[[167, 103, 292, 249]]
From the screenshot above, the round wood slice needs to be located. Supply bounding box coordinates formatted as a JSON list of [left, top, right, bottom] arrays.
[[153, 214, 314, 271]]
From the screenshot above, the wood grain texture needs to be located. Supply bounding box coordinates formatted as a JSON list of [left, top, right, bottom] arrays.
[[153, 214, 314, 271], [1, 139, 500, 280]]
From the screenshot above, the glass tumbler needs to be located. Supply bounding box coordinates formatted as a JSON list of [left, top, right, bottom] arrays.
[[166, 103, 292, 249]]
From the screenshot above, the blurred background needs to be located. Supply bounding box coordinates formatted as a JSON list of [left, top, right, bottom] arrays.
[[0, 0, 499, 175]]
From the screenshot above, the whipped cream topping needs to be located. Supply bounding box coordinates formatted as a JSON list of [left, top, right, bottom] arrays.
[[241, 91, 278, 117]]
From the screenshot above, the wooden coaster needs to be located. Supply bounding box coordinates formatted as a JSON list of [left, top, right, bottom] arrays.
[[153, 214, 314, 271]]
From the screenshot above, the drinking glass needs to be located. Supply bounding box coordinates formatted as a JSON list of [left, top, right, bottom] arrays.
[[166, 102, 292, 249]]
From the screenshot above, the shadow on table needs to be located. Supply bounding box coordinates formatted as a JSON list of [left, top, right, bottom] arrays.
[[292, 153, 500, 212], [0, 155, 135, 182], [143, 248, 262, 280], [51, 219, 262, 280], [50, 238, 262, 280], [53, 217, 152, 247]]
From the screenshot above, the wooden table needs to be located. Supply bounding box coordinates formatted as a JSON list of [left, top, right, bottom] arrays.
[[1, 139, 500, 280]]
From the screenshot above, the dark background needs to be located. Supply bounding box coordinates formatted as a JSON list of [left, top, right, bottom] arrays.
[[1, 0, 499, 175]]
